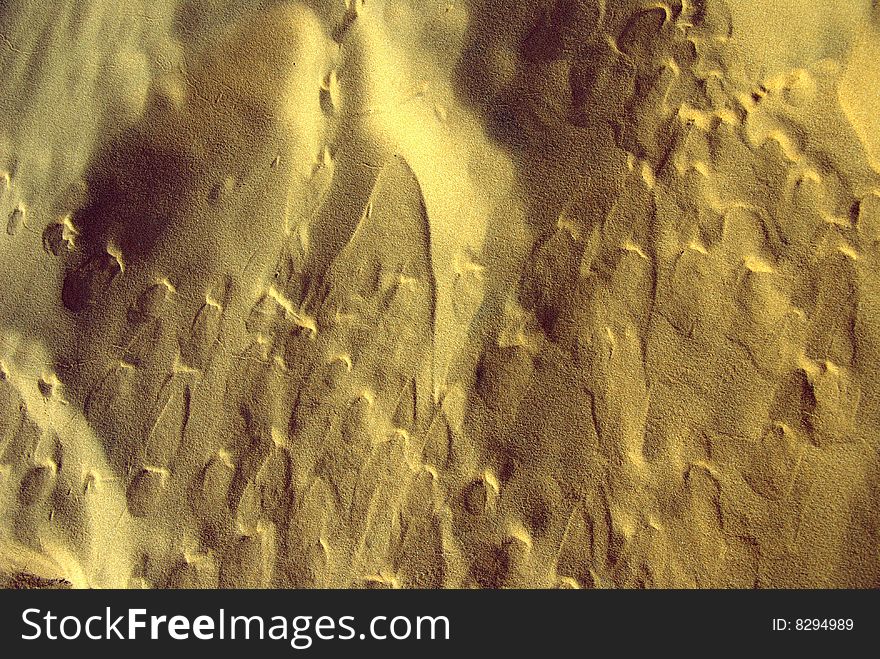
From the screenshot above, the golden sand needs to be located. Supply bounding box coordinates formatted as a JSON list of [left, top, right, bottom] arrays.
[[0, 0, 878, 588]]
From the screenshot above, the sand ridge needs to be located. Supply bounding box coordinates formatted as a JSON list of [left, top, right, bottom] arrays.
[[0, 0, 879, 588]]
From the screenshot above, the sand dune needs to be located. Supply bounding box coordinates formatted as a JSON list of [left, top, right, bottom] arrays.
[[1, 0, 878, 588]]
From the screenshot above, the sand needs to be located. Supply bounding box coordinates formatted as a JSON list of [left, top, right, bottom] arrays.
[[0, 0, 878, 588]]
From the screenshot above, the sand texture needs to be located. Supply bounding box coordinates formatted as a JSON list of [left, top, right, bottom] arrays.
[[1, 0, 879, 588]]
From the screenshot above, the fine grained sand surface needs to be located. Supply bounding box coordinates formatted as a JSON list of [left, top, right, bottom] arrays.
[[0, 0, 878, 588]]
